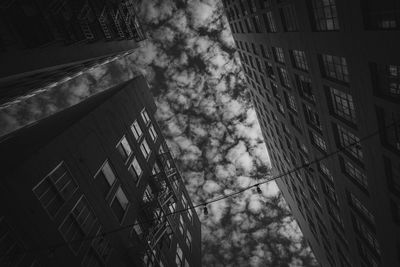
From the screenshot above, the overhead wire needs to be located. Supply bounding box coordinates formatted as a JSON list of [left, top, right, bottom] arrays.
[[1, 119, 398, 260]]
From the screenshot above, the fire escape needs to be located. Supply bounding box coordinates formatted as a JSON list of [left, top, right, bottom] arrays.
[[140, 151, 181, 253]]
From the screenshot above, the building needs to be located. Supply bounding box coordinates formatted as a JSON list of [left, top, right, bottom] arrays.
[[0, 0, 145, 108], [0, 77, 201, 267], [222, 0, 400, 266]]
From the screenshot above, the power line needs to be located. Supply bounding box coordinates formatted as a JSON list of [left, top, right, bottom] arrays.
[[1, 119, 397, 260]]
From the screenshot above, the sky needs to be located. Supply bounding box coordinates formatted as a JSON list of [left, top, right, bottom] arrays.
[[0, 0, 318, 266]]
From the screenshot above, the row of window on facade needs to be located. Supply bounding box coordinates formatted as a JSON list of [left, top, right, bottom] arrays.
[[29, 108, 194, 267], [224, 0, 399, 32]]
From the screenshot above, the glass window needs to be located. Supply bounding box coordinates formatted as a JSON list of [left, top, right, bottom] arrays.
[[60, 197, 96, 252], [310, 131, 327, 152], [33, 162, 78, 218], [304, 104, 322, 131], [141, 109, 151, 125], [143, 185, 154, 203], [263, 12, 277, 32], [149, 124, 158, 142], [336, 125, 363, 161], [311, 0, 339, 31], [353, 216, 380, 255], [116, 136, 132, 162], [273, 47, 285, 63], [128, 157, 142, 184], [95, 161, 117, 197], [363, 0, 400, 30], [111, 187, 129, 222], [280, 5, 298, 31], [140, 139, 151, 160], [295, 74, 314, 101], [186, 231, 192, 251], [278, 67, 291, 88], [349, 193, 375, 225], [321, 54, 349, 83], [131, 120, 143, 140], [176, 244, 183, 266], [291, 50, 309, 71], [341, 157, 368, 189], [329, 87, 356, 123], [83, 228, 112, 267]]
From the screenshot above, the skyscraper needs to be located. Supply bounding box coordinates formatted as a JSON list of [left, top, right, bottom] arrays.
[[0, 77, 201, 266], [0, 0, 145, 108], [222, 0, 400, 266]]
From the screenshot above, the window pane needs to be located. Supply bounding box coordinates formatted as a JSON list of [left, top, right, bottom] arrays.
[[131, 120, 143, 140]]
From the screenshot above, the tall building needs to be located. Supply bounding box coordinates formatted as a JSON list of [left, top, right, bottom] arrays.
[[0, 0, 145, 108], [0, 77, 201, 267], [222, 0, 400, 266]]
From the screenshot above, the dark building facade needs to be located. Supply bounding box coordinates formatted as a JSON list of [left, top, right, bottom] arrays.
[[222, 0, 400, 266], [0, 0, 145, 108], [0, 77, 201, 267]]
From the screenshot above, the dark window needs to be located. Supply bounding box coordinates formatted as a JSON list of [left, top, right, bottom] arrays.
[[321, 54, 349, 83], [33, 162, 78, 218], [263, 12, 277, 32], [111, 187, 129, 222], [384, 156, 400, 197], [291, 50, 309, 71], [362, 0, 400, 30], [295, 74, 315, 102], [336, 124, 363, 161], [328, 86, 357, 123], [95, 161, 117, 197], [311, 0, 340, 31], [273, 46, 285, 63], [304, 104, 322, 131], [278, 67, 291, 88], [340, 156, 368, 190], [253, 16, 262, 33], [375, 107, 400, 154], [280, 5, 299, 31], [371, 63, 400, 101]]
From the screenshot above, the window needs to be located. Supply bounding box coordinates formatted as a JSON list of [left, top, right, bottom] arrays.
[[372, 63, 400, 99], [311, 0, 339, 31], [132, 220, 143, 239], [131, 120, 143, 140], [95, 161, 117, 197], [353, 216, 381, 255], [280, 5, 298, 31], [260, 44, 269, 58], [384, 156, 400, 196], [59, 197, 96, 252], [291, 50, 309, 71], [265, 61, 276, 80], [363, 0, 400, 30], [319, 162, 334, 183], [273, 47, 285, 63], [82, 228, 112, 267], [186, 231, 192, 251], [141, 108, 151, 125], [252, 16, 261, 33], [143, 185, 154, 203], [176, 244, 183, 266], [284, 92, 297, 112], [111, 187, 129, 222], [321, 54, 349, 83], [140, 138, 151, 159], [278, 67, 291, 88], [116, 136, 132, 162], [310, 131, 327, 152], [128, 157, 142, 184], [149, 124, 158, 142], [33, 162, 78, 218], [263, 12, 277, 32], [0, 217, 34, 266], [329, 87, 357, 123], [336, 125, 363, 161], [295, 74, 315, 101], [304, 105, 322, 131], [349, 193, 375, 225], [341, 157, 368, 189]]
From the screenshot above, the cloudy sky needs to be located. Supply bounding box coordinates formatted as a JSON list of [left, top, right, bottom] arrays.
[[0, 0, 318, 266]]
